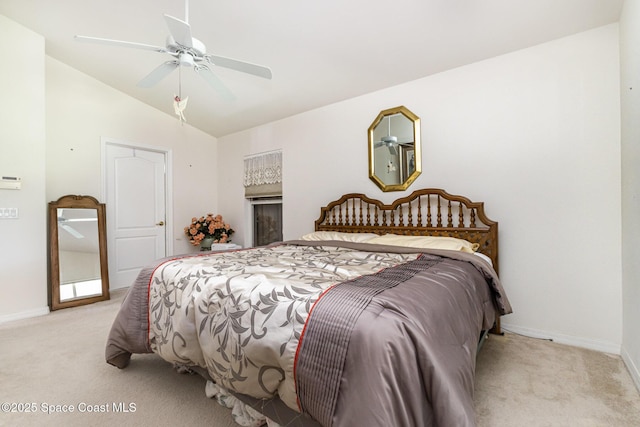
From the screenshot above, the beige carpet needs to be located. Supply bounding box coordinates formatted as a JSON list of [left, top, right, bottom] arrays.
[[0, 289, 236, 427], [1, 290, 639, 427], [475, 332, 640, 426]]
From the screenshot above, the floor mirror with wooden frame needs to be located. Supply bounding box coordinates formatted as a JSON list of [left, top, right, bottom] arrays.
[[48, 195, 110, 310]]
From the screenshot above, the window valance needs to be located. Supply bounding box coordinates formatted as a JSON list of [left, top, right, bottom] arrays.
[[244, 150, 282, 198]]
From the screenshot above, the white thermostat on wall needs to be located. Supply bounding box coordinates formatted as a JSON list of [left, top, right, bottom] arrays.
[[0, 176, 22, 190]]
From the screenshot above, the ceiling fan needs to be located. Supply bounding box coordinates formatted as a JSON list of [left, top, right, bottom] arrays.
[[374, 114, 413, 155], [74, 0, 272, 98], [57, 210, 96, 239]]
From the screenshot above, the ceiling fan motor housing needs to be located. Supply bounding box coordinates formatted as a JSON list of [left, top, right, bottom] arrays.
[[382, 135, 398, 144], [167, 36, 206, 55]]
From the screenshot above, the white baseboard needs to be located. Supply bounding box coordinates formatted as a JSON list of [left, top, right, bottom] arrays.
[[500, 323, 621, 355], [0, 306, 50, 325], [621, 346, 640, 393]]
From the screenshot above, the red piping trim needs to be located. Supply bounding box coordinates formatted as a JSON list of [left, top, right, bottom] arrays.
[[292, 282, 338, 410], [291, 254, 423, 410]]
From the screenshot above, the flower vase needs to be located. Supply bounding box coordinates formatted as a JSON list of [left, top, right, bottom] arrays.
[[200, 237, 214, 251]]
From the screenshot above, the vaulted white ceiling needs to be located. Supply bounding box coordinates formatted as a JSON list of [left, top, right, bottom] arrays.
[[0, 0, 623, 138]]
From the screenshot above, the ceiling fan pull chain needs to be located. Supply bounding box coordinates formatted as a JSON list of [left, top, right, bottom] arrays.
[[173, 65, 188, 125]]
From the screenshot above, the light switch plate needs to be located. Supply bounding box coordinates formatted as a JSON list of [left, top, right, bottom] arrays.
[[0, 208, 19, 219]]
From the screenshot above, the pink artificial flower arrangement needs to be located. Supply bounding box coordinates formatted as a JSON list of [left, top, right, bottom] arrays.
[[184, 213, 234, 246]]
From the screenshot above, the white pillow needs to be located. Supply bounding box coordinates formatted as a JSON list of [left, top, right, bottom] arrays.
[[473, 251, 493, 266], [365, 234, 480, 253], [300, 231, 378, 243]]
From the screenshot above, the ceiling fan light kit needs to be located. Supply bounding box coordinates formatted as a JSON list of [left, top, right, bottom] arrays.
[[179, 52, 195, 67]]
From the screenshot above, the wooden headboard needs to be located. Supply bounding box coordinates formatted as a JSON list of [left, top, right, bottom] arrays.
[[314, 188, 499, 274]]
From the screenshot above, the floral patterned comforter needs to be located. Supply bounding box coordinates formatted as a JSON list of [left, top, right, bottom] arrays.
[[106, 241, 511, 427], [148, 243, 419, 410]]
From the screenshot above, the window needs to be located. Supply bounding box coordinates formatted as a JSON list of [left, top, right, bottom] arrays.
[[251, 198, 283, 246], [244, 150, 283, 247]]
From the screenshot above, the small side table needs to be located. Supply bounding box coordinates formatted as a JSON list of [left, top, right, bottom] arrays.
[[208, 243, 242, 252]]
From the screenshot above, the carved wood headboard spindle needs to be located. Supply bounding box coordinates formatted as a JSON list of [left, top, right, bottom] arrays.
[[314, 188, 499, 274]]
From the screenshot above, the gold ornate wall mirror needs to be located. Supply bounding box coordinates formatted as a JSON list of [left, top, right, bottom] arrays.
[[368, 105, 421, 192], [48, 195, 110, 310]]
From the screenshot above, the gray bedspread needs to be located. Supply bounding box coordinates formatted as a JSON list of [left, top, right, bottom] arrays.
[[105, 240, 511, 427]]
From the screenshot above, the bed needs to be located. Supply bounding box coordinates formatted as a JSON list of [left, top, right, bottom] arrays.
[[106, 188, 512, 427]]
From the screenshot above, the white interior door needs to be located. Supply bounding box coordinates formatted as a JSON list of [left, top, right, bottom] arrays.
[[105, 143, 167, 289]]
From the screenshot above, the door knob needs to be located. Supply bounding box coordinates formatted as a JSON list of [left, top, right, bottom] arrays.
[[156, 221, 165, 226]]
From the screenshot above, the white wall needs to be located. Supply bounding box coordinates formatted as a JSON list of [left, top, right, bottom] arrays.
[[0, 14, 219, 321], [45, 57, 219, 257], [0, 16, 48, 321], [620, 0, 640, 389], [218, 25, 622, 353]]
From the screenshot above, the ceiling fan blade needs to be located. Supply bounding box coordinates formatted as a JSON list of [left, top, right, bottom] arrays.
[[137, 61, 179, 88], [74, 35, 167, 53], [61, 224, 84, 239], [164, 14, 193, 48], [195, 65, 235, 101], [205, 55, 273, 79]]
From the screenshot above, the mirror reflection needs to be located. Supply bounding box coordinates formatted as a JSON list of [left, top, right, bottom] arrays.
[[49, 195, 110, 310], [57, 208, 102, 301], [368, 106, 421, 192]]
